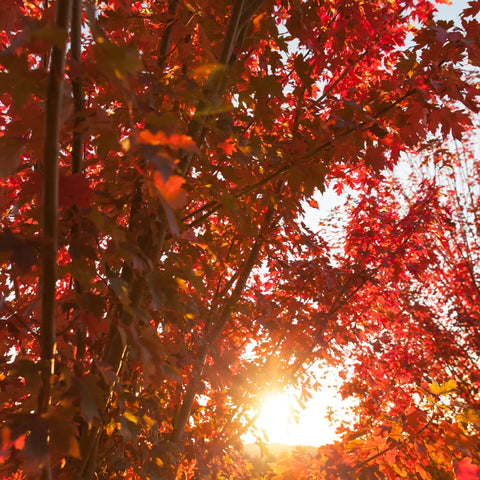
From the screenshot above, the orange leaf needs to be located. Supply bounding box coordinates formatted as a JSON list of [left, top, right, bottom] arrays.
[[153, 172, 186, 209], [219, 139, 236, 155], [138, 130, 198, 152]]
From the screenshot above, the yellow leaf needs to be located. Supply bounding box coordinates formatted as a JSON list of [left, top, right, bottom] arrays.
[[106, 420, 118, 435], [67, 436, 81, 459], [443, 379, 458, 392], [457, 408, 480, 426], [430, 379, 457, 395], [143, 415, 156, 429], [123, 411, 138, 424], [193, 63, 222, 76]]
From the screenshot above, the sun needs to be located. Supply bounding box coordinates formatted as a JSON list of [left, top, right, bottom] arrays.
[[246, 388, 341, 447], [256, 393, 294, 442]]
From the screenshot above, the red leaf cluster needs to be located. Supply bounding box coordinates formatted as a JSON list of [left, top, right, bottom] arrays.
[[0, 0, 479, 479]]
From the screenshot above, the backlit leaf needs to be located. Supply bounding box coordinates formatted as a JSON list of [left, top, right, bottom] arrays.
[[138, 130, 198, 152], [454, 458, 480, 480], [430, 379, 457, 395], [153, 171, 186, 209]]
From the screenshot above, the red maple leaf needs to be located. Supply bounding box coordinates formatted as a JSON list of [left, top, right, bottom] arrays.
[[58, 173, 93, 209], [454, 458, 480, 480]]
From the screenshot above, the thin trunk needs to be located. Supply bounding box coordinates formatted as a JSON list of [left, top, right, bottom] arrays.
[[38, 1, 72, 479], [180, 0, 251, 174], [106, 0, 261, 397], [38, 0, 72, 416]]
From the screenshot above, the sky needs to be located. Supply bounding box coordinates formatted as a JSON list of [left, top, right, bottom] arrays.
[[435, 0, 468, 21]]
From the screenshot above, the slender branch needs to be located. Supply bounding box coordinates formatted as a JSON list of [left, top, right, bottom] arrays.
[[287, 189, 436, 378], [218, 0, 246, 66], [305, 89, 416, 159], [182, 163, 290, 226], [182, 89, 417, 231], [71, 0, 84, 174], [38, 2, 72, 480], [42, 0, 51, 70], [157, 0, 179, 71], [180, 0, 251, 174], [315, 48, 370, 106], [38, 0, 72, 416], [356, 415, 435, 471], [170, 201, 277, 444], [239, 0, 266, 30], [207, 206, 276, 345], [5, 312, 38, 338]]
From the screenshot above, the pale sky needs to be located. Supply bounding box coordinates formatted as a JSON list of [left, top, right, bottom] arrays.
[[435, 0, 468, 21]]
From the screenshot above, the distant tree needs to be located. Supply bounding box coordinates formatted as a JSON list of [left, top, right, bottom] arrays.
[[0, 0, 479, 479], [276, 123, 480, 480]]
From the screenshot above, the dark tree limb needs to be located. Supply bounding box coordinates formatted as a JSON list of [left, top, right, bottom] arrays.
[[38, 1, 73, 479], [38, 0, 72, 417], [170, 200, 277, 444], [157, 0, 179, 72], [180, 0, 264, 174]]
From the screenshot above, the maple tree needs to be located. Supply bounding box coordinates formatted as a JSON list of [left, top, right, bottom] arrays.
[[0, 0, 479, 479], [272, 124, 480, 480]]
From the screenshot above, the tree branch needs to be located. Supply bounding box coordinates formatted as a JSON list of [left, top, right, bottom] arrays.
[[71, 0, 84, 174], [157, 0, 179, 72], [182, 88, 417, 231], [171, 199, 277, 444], [38, 1, 72, 479], [38, 0, 72, 416], [180, 0, 253, 174]]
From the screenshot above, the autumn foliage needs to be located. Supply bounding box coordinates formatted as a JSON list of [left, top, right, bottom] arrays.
[[0, 0, 480, 479]]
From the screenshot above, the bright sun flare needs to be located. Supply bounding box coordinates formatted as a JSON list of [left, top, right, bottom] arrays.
[[245, 387, 344, 447]]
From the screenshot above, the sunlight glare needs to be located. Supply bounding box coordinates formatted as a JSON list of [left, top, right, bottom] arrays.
[[246, 388, 342, 447]]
